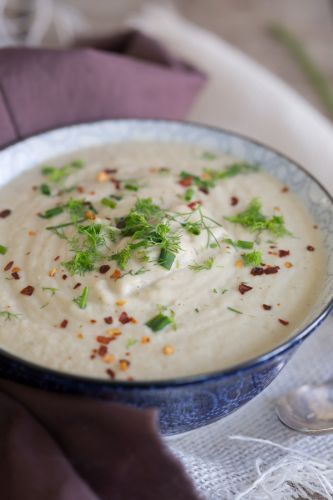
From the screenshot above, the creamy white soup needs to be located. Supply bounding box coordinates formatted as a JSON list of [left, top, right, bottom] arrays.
[[0, 142, 325, 381]]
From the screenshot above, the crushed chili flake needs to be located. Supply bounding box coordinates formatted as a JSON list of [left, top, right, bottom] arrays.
[[268, 251, 278, 256], [130, 317, 139, 324], [251, 267, 264, 276], [90, 319, 97, 324], [20, 285, 34, 296], [4, 261, 14, 271], [235, 259, 244, 268], [49, 268, 57, 277], [262, 304, 272, 310], [187, 200, 202, 211], [110, 269, 122, 280], [28, 230, 37, 236], [281, 186, 289, 193], [278, 318, 289, 326], [179, 177, 193, 187], [96, 171, 110, 182], [116, 299, 127, 307], [119, 359, 130, 371], [141, 336, 151, 345], [60, 319, 68, 328], [106, 368, 116, 379], [105, 168, 118, 174], [284, 262, 293, 269], [264, 266, 280, 275], [11, 272, 20, 280], [85, 210, 96, 220], [73, 283, 81, 289], [278, 249, 290, 258], [106, 328, 121, 337], [269, 245, 277, 249], [230, 196, 239, 206], [77, 186, 85, 194], [239, 282, 253, 295], [54, 256, 60, 261], [77, 333, 85, 339], [306, 245, 315, 252], [0, 209, 11, 218], [99, 264, 110, 274], [97, 335, 114, 345], [98, 345, 108, 357], [111, 178, 122, 190], [199, 186, 209, 195], [12, 266, 20, 273], [104, 316, 113, 325], [103, 354, 116, 364], [119, 311, 131, 324], [62, 274, 68, 280], [163, 345, 175, 356]]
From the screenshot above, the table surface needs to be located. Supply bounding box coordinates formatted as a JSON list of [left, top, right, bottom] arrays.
[[69, 0, 333, 120]]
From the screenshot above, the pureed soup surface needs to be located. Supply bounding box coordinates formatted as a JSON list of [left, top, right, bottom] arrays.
[[0, 142, 325, 381]]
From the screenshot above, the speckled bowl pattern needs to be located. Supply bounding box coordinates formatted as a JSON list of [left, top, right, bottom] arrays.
[[0, 120, 332, 435]]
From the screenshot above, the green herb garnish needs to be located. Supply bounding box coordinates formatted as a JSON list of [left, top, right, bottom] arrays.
[[0, 245, 7, 255], [126, 338, 139, 348], [182, 221, 201, 236], [73, 286, 89, 309], [184, 187, 194, 202], [227, 307, 243, 314], [158, 248, 176, 270], [146, 313, 172, 332], [42, 287, 59, 296], [40, 183, 51, 196], [39, 206, 65, 219], [0, 310, 20, 320], [124, 182, 139, 192], [101, 197, 117, 209], [225, 198, 291, 237], [189, 256, 215, 272], [224, 238, 254, 249], [41, 160, 84, 183], [242, 250, 263, 267]]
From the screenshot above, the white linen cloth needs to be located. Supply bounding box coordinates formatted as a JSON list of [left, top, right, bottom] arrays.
[[129, 5, 333, 499]]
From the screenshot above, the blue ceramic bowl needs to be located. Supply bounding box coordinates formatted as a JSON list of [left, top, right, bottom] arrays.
[[0, 119, 332, 435]]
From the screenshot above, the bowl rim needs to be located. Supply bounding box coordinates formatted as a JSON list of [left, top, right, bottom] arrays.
[[0, 117, 332, 390]]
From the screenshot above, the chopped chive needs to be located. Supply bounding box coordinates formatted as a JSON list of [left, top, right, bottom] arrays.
[[101, 197, 117, 209], [146, 313, 172, 332], [0, 245, 7, 255], [40, 184, 51, 196], [124, 183, 139, 191], [158, 249, 175, 270], [73, 286, 89, 309], [227, 306, 243, 314], [236, 240, 254, 249], [39, 206, 64, 219]]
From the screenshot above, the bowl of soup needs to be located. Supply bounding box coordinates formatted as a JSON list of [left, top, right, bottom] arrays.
[[0, 119, 331, 435]]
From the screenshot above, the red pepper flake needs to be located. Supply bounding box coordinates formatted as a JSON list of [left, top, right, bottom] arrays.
[[264, 266, 280, 275], [111, 178, 122, 190], [306, 245, 315, 252], [278, 249, 290, 258], [20, 285, 34, 296], [110, 269, 122, 280], [281, 186, 289, 193], [11, 272, 20, 280], [54, 256, 60, 261], [99, 264, 110, 274], [4, 261, 14, 271], [106, 368, 116, 379], [77, 186, 85, 194], [230, 196, 239, 206], [119, 359, 130, 371], [0, 209, 11, 218], [98, 345, 108, 357], [119, 311, 131, 324], [278, 318, 289, 326], [73, 283, 81, 290], [60, 319, 68, 328], [96, 335, 114, 345], [251, 267, 264, 276], [90, 319, 97, 324], [239, 282, 253, 295], [262, 304, 272, 310], [104, 316, 113, 325], [187, 200, 202, 210], [62, 274, 68, 280], [179, 177, 193, 187], [105, 168, 118, 174], [199, 186, 209, 195], [269, 245, 277, 249]]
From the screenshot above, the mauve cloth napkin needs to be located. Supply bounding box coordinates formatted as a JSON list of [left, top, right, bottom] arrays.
[[0, 31, 205, 499]]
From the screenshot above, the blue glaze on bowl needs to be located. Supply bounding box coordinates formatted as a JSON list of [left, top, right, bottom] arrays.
[[0, 119, 332, 435]]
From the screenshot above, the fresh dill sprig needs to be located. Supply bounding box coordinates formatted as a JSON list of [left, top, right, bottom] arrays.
[[41, 159, 84, 183], [0, 310, 21, 320], [242, 250, 263, 267], [225, 198, 292, 237], [189, 256, 215, 272], [42, 287, 59, 296], [73, 286, 89, 309]]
